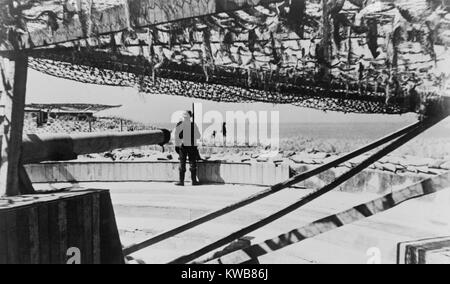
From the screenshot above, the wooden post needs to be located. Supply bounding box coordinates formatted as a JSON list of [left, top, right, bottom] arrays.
[[0, 53, 28, 197], [321, 0, 332, 83]]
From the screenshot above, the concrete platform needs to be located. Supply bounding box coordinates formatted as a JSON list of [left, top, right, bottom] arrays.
[[34, 182, 450, 264]]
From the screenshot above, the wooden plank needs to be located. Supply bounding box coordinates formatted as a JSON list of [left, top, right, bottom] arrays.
[[28, 207, 40, 264], [0, 190, 105, 210], [0, 212, 7, 264], [48, 202, 59, 264], [57, 201, 68, 264], [5, 211, 18, 264], [0, 189, 110, 264], [0, 54, 28, 196], [17, 208, 31, 264], [48, 200, 68, 264], [83, 196, 93, 264], [38, 204, 50, 264], [92, 193, 101, 264], [67, 198, 83, 264]]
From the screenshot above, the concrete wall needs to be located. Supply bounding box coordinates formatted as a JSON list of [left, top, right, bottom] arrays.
[[26, 161, 432, 194], [25, 161, 290, 187]]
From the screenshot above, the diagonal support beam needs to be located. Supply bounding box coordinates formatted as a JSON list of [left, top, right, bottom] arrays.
[[204, 172, 450, 264], [168, 115, 447, 264]]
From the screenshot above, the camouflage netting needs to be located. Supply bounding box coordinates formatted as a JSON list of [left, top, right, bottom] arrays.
[[3, 0, 450, 114]]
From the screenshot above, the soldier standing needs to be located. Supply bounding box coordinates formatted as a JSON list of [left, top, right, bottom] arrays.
[[173, 111, 201, 186]]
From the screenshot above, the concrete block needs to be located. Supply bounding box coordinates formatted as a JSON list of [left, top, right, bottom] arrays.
[[398, 237, 450, 264]]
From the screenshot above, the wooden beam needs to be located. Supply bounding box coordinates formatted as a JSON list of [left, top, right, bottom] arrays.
[[0, 53, 28, 196], [321, 0, 332, 83]]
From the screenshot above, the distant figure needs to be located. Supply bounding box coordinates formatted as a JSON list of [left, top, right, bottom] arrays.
[[173, 111, 201, 186], [212, 130, 217, 145], [222, 122, 227, 147]]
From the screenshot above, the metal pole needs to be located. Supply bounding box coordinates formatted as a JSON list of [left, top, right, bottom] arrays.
[[192, 102, 195, 147]]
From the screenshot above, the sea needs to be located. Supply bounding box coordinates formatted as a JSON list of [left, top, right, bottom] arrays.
[[153, 121, 450, 141]]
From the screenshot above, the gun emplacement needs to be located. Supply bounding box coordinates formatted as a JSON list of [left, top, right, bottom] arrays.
[[21, 129, 171, 164]]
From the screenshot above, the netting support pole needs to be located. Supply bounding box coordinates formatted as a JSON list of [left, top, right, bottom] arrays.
[[0, 52, 30, 196], [321, 0, 332, 82]]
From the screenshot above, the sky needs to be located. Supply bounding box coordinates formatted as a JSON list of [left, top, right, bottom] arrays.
[[26, 68, 419, 125]]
